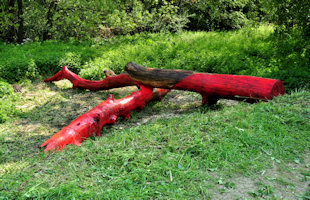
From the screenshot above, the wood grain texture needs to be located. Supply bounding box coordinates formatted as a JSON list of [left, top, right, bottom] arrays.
[[125, 62, 195, 88]]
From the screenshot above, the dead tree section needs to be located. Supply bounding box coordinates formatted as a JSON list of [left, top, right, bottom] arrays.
[[125, 62, 285, 105], [44, 66, 136, 90], [40, 85, 169, 152]]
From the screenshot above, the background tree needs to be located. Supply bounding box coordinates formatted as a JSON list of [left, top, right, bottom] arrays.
[[0, 0, 309, 44]]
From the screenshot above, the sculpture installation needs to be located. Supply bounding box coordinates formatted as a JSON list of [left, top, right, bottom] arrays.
[[41, 62, 284, 152]]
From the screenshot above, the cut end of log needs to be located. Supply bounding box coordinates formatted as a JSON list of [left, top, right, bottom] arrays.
[[270, 80, 285, 98]]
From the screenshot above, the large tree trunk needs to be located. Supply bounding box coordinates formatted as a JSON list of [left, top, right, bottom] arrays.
[[125, 62, 285, 105], [40, 85, 169, 152]]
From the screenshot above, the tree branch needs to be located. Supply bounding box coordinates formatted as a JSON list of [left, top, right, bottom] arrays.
[[40, 85, 169, 152], [44, 65, 136, 90]]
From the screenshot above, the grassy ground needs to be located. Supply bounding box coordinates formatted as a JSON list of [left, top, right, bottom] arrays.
[[1, 25, 309, 199], [0, 79, 309, 199]]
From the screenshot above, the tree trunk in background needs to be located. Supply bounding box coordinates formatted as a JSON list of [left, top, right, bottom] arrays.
[[7, 0, 16, 43], [43, 0, 58, 41], [16, 0, 24, 44]]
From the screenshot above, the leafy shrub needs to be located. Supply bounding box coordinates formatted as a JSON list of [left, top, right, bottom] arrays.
[[0, 80, 14, 98], [59, 52, 82, 73], [2, 0, 262, 42], [0, 80, 16, 123], [0, 54, 37, 83], [80, 58, 114, 80], [0, 98, 16, 123], [80, 26, 276, 79], [0, 25, 308, 91], [0, 40, 100, 82]]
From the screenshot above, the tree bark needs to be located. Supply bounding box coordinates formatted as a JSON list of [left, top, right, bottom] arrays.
[[7, 0, 16, 43], [16, 0, 24, 44], [43, 0, 58, 40], [125, 62, 285, 105], [40, 85, 169, 152]]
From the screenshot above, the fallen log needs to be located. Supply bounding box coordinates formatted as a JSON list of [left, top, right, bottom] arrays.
[[40, 85, 169, 152], [44, 66, 136, 90], [125, 62, 285, 105], [41, 62, 284, 152]]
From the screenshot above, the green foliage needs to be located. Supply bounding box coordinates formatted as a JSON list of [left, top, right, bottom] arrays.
[[179, 0, 251, 31], [0, 0, 266, 42], [0, 47, 38, 82], [258, 0, 310, 91], [79, 26, 282, 80], [0, 25, 309, 91], [269, 0, 310, 37], [0, 40, 99, 82], [81, 58, 115, 80], [58, 52, 82, 73], [0, 80, 16, 123], [267, 29, 310, 90], [0, 80, 14, 97]]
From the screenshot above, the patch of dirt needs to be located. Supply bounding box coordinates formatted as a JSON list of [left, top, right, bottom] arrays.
[[212, 154, 310, 199], [167, 90, 201, 104], [12, 84, 23, 93], [219, 99, 240, 106], [213, 176, 256, 199], [165, 90, 241, 107]]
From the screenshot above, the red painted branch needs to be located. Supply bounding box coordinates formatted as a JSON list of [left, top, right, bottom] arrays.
[[40, 86, 169, 152], [44, 66, 136, 90]]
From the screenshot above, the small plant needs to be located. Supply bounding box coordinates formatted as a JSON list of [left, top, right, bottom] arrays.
[[249, 182, 274, 198]]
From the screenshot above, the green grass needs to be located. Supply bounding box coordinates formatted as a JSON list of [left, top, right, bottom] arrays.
[[0, 80, 309, 199], [0, 25, 309, 198]]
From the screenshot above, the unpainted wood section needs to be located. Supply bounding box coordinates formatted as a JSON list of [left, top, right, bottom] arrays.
[[125, 62, 195, 88]]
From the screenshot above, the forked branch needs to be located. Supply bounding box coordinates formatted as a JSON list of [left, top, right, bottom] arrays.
[[44, 66, 136, 90]]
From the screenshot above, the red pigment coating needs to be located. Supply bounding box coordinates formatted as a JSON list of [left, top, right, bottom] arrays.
[[44, 66, 136, 90], [40, 86, 169, 152], [172, 73, 285, 103]]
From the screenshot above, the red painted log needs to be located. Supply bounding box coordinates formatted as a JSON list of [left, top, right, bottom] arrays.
[[40, 86, 169, 152], [125, 62, 285, 105], [44, 66, 136, 90]]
